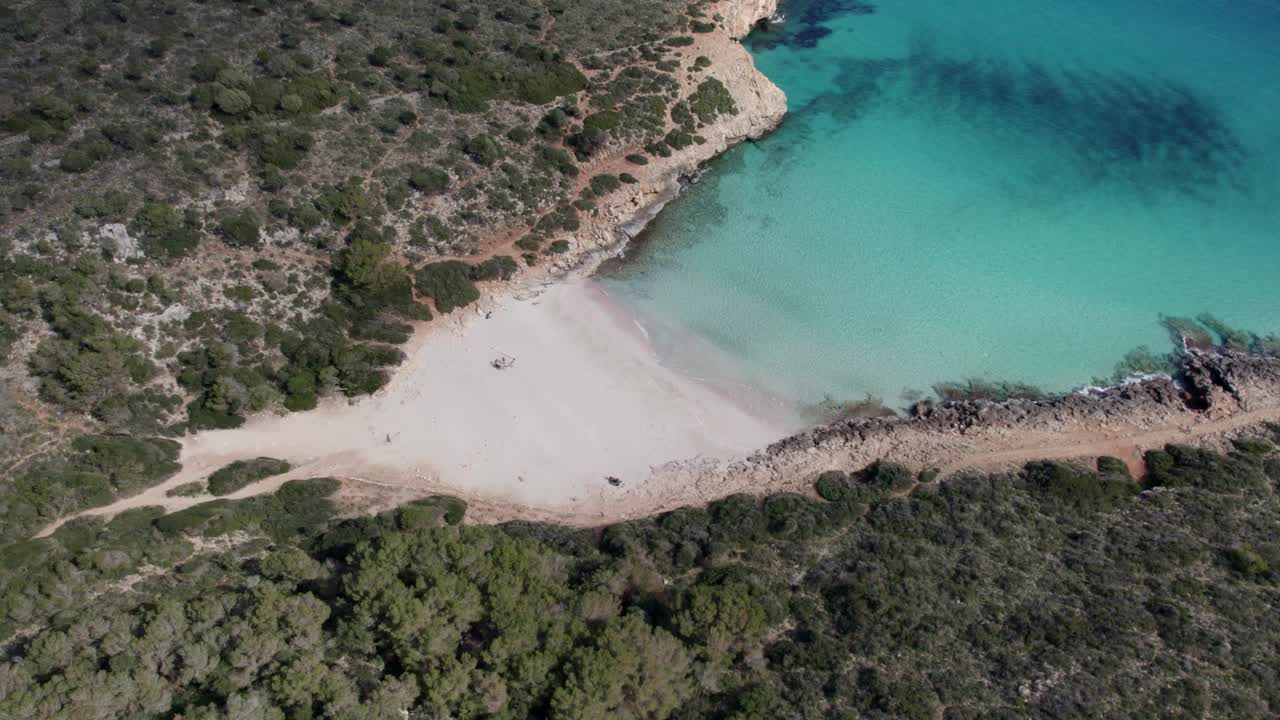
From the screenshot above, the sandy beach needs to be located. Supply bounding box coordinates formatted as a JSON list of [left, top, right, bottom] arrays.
[[38, 277, 805, 532]]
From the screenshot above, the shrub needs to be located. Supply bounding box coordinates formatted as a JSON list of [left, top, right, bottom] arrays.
[[400, 495, 468, 527], [166, 481, 206, 498], [1096, 456, 1133, 479], [664, 129, 694, 149], [645, 141, 673, 158], [566, 126, 607, 160], [815, 471, 852, 502], [463, 134, 501, 165], [1228, 545, 1270, 577], [862, 461, 915, 493], [414, 261, 480, 313], [619, 173, 638, 184], [1024, 461, 1136, 513], [584, 110, 622, 130], [687, 78, 737, 124], [153, 500, 233, 534], [539, 146, 579, 176], [207, 457, 292, 496], [59, 149, 95, 173], [590, 174, 622, 195], [469, 255, 519, 281], [135, 203, 200, 258], [517, 61, 588, 104], [214, 87, 252, 115], [625, 153, 649, 165], [220, 209, 261, 247], [409, 166, 450, 194]]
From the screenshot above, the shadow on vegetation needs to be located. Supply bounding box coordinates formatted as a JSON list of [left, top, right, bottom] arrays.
[[7, 427, 1280, 717]]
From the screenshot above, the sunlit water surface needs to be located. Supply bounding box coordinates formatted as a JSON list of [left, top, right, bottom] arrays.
[[601, 0, 1280, 407]]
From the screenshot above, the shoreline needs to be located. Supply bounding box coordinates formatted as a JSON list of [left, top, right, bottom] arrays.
[[34, 1, 1280, 537], [38, 277, 806, 536], [33, 0, 794, 538], [38, 344, 1280, 536]]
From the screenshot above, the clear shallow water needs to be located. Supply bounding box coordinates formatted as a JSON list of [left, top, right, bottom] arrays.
[[602, 0, 1280, 408]]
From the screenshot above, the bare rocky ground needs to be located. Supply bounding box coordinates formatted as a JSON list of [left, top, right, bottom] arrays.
[[615, 348, 1280, 524]]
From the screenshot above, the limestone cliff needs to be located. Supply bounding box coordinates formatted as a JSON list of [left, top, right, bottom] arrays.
[[548, 0, 787, 270], [722, 0, 781, 39]]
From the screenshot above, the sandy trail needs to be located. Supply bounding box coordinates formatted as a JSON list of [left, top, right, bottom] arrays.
[[933, 406, 1280, 479]]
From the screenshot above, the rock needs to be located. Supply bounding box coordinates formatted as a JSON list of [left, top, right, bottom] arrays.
[[721, 0, 782, 40]]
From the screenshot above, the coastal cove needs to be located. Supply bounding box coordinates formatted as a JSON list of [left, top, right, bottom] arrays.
[[29, 0, 1280, 536], [602, 0, 1280, 408], [32, 0, 801, 534], [12, 1, 1280, 717]]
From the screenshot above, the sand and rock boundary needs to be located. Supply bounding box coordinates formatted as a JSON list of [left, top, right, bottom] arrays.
[[37, 346, 1280, 536], [31, 2, 1280, 536], [599, 348, 1280, 524]]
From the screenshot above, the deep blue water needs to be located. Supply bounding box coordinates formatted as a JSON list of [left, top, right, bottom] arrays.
[[602, 0, 1280, 407]]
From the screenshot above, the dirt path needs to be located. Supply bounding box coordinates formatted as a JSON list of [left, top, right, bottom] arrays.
[[934, 406, 1280, 479], [35, 370, 1280, 537]]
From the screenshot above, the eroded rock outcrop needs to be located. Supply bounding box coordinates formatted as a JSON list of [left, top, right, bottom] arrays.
[[722, 0, 781, 39], [611, 349, 1280, 521], [544, 0, 787, 273]]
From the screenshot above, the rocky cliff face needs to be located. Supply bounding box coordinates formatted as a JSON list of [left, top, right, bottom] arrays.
[[722, 0, 781, 39], [545, 0, 787, 272]]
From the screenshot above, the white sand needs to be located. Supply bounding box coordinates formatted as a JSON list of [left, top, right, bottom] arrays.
[[39, 278, 804, 534]]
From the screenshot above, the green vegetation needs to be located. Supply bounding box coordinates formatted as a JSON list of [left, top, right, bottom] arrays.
[[470, 255, 520, 282], [590, 174, 623, 195], [414, 261, 481, 313], [685, 78, 737, 125], [206, 457, 291, 496], [4, 436, 1280, 718], [165, 481, 206, 498], [0, 434, 180, 544], [931, 377, 1047, 402], [0, 0, 725, 466]]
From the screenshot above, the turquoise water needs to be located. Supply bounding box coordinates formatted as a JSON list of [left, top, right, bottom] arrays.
[[601, 0, 1280, 408]]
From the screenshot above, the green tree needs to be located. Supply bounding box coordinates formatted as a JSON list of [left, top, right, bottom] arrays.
[[551, 613, 691, 719], [220, 208, 261, 247], [414, 261, 479, 313], [215, 87, 253, 115]]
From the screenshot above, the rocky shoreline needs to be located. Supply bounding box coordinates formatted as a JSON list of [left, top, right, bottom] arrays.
[[521, 0, 787, 281], [644, 348, 1280, 508], [440, 347, 1280, 527]]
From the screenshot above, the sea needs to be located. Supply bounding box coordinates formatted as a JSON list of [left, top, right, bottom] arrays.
[[600, 0, 1280, 409]]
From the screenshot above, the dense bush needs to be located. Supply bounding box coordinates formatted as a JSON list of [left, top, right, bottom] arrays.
[[409, 165, 450, 194], [206, 457, 291, 496], [414, 260, 481, 313], [469, 255, 520, 281], [590, 174, 623, 195], [218, 208, 261, 247], [0, 435, 180, 543]]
